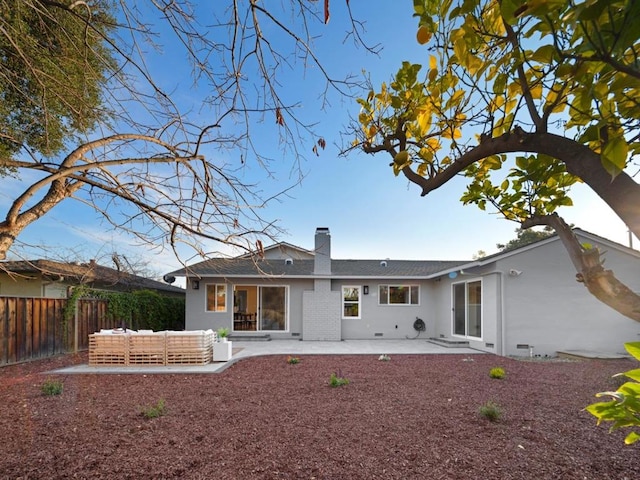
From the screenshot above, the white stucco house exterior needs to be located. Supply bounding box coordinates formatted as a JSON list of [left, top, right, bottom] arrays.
[[168, 227, 640, 357]]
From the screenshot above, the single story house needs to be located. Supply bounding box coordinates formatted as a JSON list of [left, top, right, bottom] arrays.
[[168, 227, 640, 357], [1, 259, 185, 299]]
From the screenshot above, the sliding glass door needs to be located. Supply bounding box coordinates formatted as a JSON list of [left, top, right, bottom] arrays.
[[259, 286, 287, 331], [452, 280, 482, 338], [233, 285, 287, 332]]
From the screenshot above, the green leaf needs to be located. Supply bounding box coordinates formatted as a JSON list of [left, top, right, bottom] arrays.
[[625, 342, 640, 361], [530, 44, 555, 64], [624, 431, 640, 445], [622, 369, 640, 382], [500, 0, 522, 24]]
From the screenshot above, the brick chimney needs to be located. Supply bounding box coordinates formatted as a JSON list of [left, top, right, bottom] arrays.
[[314, 227, 331, 275]]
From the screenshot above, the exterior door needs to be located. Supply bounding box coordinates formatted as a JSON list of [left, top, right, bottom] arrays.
[[259, 286, 287, 331], [452, 280, 482, 338]]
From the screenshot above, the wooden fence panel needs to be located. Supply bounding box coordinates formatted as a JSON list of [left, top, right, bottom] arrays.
[[0, 297, 86, 366], [1, 296, 181, 366], [77, 299, 112, 350], [6, 298, 17, 364]]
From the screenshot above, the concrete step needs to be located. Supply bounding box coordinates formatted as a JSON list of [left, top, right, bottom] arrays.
[[228, 334, 272, 342], [427, 337, 470, 348]]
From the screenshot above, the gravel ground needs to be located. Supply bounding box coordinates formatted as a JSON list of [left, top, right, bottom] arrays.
[[0, 352, 638, 479]]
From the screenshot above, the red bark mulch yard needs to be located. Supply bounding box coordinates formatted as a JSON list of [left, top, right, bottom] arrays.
[[0, 352, 638, 479]]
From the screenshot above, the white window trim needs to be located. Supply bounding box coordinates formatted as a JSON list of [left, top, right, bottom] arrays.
[[451, 278, 483, 340], [342, 285, 361, 319], [378, 284, 420, 306], [205, 283, 227, 312]]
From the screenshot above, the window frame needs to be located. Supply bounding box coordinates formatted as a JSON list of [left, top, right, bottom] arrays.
[[378, 285, 420, 306], [205, 283, 227, 312], [342, 285, 361, 319]]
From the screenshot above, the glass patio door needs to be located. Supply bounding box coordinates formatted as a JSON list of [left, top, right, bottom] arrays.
[[452, 280, 482, 338], [259, 286, 287, 331]]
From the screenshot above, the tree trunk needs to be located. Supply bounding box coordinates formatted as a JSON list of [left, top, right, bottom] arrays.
[[0, 230, 15, 260]]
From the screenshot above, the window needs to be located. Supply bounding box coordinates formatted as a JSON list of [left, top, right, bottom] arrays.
[[342, 286, 361, 319], [452, 280, 482, 338], [206, 284, 227, 312], [378, 285, 419, 305]]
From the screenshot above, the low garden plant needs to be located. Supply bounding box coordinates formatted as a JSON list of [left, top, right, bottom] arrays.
[[41, 378, 64, 396], [329, 371, 349, 388], [140, 399, 167, 419], [478, 401, 502, 422], [489, 367, 506, 379], [378, 354, 391, 361], [287, 356, 300, 364]]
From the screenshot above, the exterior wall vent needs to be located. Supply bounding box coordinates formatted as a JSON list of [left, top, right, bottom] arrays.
[[285, 258, 293, 265], [516, 344, 530, 349], [374, 332, 383, 337], [380, 260, 387, 267], [485, 342, 494, 348], [292, 332, 300, 337]]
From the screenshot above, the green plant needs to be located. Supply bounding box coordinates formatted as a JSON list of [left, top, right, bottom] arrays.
[[41, 377, 64, 396], [586, 342, 640, 445], [140, 399, 167, 419], [217, 327, 229, 339], [329, 371, 349, 388], [287, 356, 300, 364], [489, 367, 506, 379], [478, 401, 502, 422]]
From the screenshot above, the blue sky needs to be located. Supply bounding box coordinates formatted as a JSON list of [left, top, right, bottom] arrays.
[[2, 1, 637, 279]]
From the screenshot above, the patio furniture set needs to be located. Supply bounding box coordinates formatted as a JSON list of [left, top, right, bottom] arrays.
[[88, 329, 232, 366]]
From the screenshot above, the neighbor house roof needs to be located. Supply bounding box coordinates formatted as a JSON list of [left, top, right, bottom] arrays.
[[169, 258, 468, 279], [2, 259, 184, 295]]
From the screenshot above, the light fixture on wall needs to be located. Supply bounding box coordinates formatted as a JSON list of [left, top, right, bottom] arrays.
[[363, 285, 369, 295], [191, 279, 200, 290]]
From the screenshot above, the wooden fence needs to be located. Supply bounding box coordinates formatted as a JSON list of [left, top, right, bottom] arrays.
[[0, 297, 115, 366]]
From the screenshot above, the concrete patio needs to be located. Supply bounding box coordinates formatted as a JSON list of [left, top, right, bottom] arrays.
[[51, 339, 482, 374]]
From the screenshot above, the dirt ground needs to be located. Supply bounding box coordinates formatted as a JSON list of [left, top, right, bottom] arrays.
[[0, 352, 638, 479]]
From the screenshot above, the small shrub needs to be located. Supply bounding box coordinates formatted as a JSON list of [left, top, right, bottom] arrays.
[[41, 378, 63, 396], [378, 354, 391, 361], [479, 401, 502, 422], [216, 327, 229, 339], [329, 372, 349, 388], [489, 367, 506, 379], [287, 356, 300, 364], [140, 399, 167, 419], [587, 341, 640, 445]]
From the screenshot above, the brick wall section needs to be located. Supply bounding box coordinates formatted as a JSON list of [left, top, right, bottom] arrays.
[[302, 279, 341, 340], [313, 228, 331, 275]]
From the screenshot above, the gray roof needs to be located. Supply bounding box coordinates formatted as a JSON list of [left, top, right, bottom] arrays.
[[170, 258, 468, 279], [168, 228, 640, 281]]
